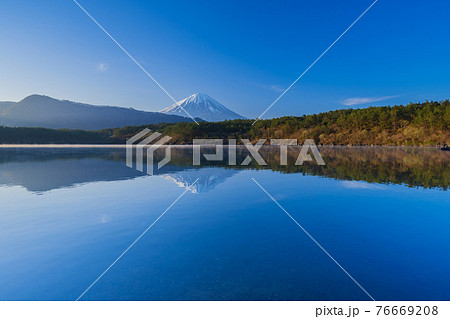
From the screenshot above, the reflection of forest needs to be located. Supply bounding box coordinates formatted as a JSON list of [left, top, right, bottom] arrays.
[[0, 146, 448, 191], [282, 147, 449, 190], [167, 146, 450, 190]]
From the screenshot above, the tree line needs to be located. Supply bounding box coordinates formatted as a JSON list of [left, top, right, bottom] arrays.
[[106, 100, 450, 146]]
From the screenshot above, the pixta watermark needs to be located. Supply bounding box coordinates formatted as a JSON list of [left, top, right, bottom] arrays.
[[127, 129, 325, 175]]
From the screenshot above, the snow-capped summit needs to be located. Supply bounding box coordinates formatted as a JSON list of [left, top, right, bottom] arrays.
[[162, 168, 238, 194], [160, 93, 245, 122]]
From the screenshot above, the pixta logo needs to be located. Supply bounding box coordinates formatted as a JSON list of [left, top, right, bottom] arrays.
[[193, 138, 325, 166], [126, 129, 325, 175]]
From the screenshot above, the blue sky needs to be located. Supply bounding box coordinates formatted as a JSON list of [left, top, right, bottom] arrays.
[[1, 0, 449, 119]]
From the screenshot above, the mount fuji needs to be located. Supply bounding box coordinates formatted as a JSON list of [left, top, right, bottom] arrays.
[[160, 93, 245, 122]]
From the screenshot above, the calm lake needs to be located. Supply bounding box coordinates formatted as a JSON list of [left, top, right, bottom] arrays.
[[0, 146, 449, 301]]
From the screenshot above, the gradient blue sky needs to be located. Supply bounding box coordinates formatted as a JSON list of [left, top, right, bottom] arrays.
[[1, 0, 449, 119]]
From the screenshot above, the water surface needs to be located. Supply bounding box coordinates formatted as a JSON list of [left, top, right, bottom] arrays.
[[0, 147, 448, 300]]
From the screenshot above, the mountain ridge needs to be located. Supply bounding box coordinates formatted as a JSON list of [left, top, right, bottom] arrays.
[[0, 95, 200, 130]]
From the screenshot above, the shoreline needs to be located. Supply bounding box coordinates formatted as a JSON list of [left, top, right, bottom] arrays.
[[0, 144, 443, 149]]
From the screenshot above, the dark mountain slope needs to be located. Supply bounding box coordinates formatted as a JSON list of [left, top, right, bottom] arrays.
[[0, 95, 197, 130]]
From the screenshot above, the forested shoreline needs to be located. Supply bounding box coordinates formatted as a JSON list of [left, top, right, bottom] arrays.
[[1, 101, 449, 145]]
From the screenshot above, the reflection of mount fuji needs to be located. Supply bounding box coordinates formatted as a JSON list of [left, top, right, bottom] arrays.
[[162, 168, 237, 194], [0, 149, 236, 194]]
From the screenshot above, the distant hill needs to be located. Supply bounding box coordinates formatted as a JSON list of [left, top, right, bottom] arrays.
[[161, 93, 245, 122], [0, 101, 15, 112], [0, 95, 198, 130]]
